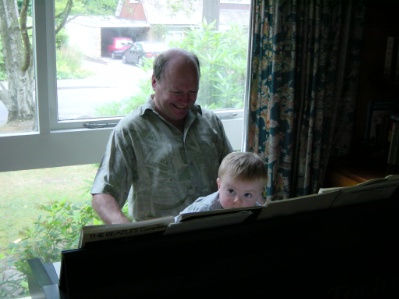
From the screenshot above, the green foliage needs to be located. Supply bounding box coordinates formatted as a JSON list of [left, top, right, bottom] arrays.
[[171, 21, 248, 109], [69, 0, 119, 15], [1, 0, 111, 84], [55, 28, 69, 49], [56, 46, 93, 79], [0, 163, 129, 298], [16, 0, 32, 15], [166, 0, 197, 17], [152, 24, 168, 40], [95, 21, 249, 116], [0, 200, 101, 298], [0, 34, 88, 80]]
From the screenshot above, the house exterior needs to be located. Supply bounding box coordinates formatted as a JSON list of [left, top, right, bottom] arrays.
[[118, 0, 250, 41], [118, 0, 202, 43], [65, 16, 150, 58], [65, 0, 250, 59]]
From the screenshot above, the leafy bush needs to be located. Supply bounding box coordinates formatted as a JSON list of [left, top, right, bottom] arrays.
[[0, 200, 101, 298], [171, 21, 249, 109], [55, 28, 69, 49]]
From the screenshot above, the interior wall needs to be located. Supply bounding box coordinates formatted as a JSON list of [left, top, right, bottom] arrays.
[[353, 0, 399, 148]]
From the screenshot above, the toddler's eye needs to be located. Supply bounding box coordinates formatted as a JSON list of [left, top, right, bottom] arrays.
[[228, 189, 235, 194], [244, 193, 253, 198]]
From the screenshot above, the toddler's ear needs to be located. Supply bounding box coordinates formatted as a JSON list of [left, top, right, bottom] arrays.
[[216, 177, 221, 189]]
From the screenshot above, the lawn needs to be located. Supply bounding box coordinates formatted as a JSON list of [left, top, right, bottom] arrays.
[[0, 164, 98, 251]]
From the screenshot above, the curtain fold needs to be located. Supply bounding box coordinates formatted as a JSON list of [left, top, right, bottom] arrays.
[[245, 0, 366, 201]]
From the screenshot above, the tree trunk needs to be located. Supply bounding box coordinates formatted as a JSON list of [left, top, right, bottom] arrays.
[[0, 0, 35, 124]]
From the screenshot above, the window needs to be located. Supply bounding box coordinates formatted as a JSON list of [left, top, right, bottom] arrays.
[[0, 0, 251, 172], [0, 2, 252, 296]]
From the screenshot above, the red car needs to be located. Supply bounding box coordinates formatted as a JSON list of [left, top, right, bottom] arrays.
[[107, 37, 133, 59]]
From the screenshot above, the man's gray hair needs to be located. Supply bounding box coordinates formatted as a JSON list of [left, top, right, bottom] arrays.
[[153, 48, 200, 81]]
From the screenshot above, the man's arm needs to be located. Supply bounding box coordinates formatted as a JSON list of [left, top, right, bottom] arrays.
[[92, 193, 131, 224]]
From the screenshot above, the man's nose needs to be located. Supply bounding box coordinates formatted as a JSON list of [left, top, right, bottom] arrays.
[[177, 93, 190, 102]]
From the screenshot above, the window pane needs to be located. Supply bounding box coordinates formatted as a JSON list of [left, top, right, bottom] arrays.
[[56, 0, 251, 122], [0, 0, 37, 135], [0, 164, 98, 298]]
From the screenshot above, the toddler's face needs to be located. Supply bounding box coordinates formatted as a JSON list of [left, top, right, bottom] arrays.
[[217, 174, 265, 209]]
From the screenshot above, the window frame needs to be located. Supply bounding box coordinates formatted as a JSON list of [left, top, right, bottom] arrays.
[[0, 0, 248, 173]]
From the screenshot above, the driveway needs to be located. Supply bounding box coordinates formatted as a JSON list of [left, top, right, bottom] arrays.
[[57, 57, 150, 119]]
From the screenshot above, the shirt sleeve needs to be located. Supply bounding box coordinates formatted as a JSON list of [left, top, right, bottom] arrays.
[[90, 125, 135, 208]]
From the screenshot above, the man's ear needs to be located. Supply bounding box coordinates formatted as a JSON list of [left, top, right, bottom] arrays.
[[151, 74, 156, 90], [216, 177, 221, 189]]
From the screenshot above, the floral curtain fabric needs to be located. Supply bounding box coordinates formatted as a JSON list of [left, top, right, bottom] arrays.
[[245, 0, 366, 201]]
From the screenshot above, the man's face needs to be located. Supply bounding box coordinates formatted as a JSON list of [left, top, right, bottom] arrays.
[[152, 58, 199, 127]]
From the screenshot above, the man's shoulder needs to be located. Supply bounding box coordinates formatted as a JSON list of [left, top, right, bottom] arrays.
[[193, 105, 220, 121], [195, 105, 212, 115], [117, 101, 154, 127]]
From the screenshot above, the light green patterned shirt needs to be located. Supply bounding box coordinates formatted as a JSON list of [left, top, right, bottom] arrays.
[[91, 97, 233, 221]]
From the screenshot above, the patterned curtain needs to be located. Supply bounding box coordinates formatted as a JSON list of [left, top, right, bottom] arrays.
[[244, 0, 366, 201]]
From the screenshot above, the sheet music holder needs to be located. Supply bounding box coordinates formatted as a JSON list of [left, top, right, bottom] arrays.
[[165, 205, 262, 235], [78, 215, 174, 248], [319, 174, 399, 207], [257, 191, 340, 220]]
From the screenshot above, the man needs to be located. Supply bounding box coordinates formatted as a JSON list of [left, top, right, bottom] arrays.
[[91, 48, 233, 223]]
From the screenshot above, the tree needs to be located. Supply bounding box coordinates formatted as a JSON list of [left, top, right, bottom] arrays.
[[172, 21, 248, 110], [0, 0, 116, 127], [0, 0, 35, 124]]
